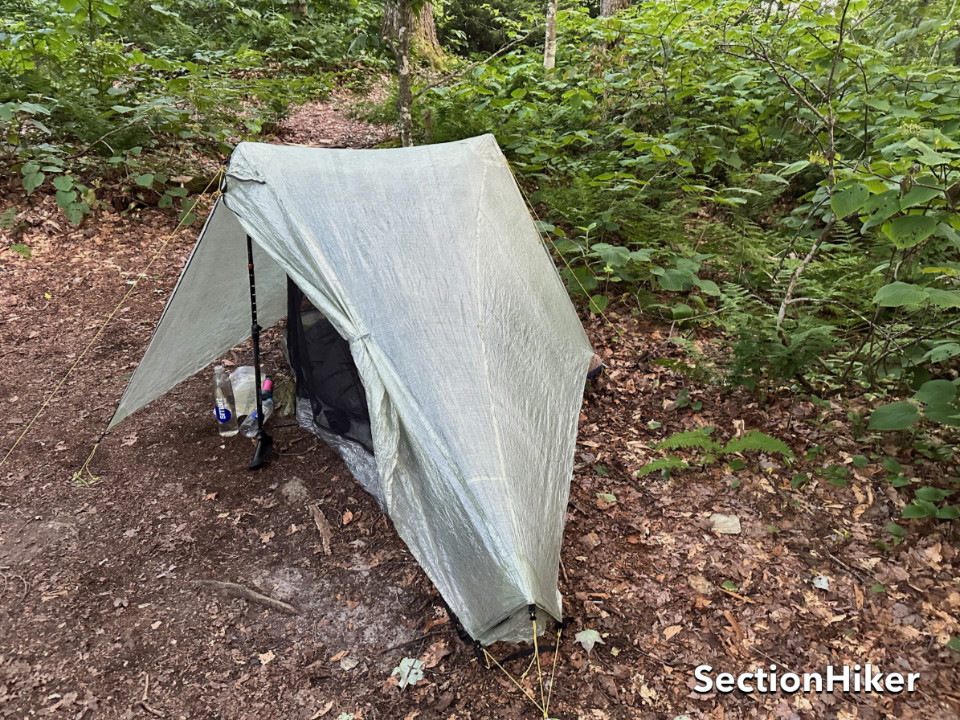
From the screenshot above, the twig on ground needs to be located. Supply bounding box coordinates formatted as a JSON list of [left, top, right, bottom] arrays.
[[723, 609, 745, 643], [138, 672, 165, 717], [380, 629, 451, 655], [308, 503, 333, 556], [825, 552, 873, 585], [139, 701, 165, 718], [719, 586, 756, 605], [192, 579, 299, 615]]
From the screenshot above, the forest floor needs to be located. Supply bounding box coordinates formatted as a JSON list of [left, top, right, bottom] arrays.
[[1, 89, 959, 720]]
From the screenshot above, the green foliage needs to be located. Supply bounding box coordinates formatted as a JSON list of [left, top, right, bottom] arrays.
[[655, 427, 717, 452], [636, 456, 688, 478], [822, 464, 849, 488], [437, 0, 541, 55], [0, 0, 381, 224], [723, 430, 795, 460], [639, 426, 792, 479], [882, 456, 912, 488], [9, 243, 31, 259], [870, 380, 960, 430], [420, 0, 960, 395]]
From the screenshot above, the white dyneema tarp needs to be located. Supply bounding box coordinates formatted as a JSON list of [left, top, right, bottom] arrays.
[[110, 135, 593, 644]]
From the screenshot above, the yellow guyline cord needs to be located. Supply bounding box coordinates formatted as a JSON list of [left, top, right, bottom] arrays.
[[545, 624, 563, 716], [481, 646, 546, 716], [479, 613, 564, 719], [0, 168, 225, 479], [531, 614, 547, 716]]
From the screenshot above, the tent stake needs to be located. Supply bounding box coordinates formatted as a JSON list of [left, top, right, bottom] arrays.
[[246, 234, 273, 470]]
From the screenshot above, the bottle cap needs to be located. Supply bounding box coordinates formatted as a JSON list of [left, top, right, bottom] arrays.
[[262, 378, 273, 393]]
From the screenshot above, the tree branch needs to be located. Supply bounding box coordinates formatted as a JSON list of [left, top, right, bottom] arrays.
[[413, 27, 540, 100]]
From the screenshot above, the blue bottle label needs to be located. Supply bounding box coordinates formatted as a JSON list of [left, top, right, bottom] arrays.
[[215, 407, 232, 423]]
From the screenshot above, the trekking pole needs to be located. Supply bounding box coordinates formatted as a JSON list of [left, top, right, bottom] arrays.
[[246, 234, 273, 470]]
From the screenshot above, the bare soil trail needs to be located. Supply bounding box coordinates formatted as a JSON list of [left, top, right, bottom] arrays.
[[1, 93, 958, 719]]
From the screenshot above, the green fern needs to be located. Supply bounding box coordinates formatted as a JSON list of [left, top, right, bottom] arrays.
[[723, 430, 794, 460], [636, 456, 689, 477], [655, 426, 719, 452]]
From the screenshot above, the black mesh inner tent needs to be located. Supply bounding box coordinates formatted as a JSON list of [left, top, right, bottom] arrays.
[[286, 278, 373, 453]]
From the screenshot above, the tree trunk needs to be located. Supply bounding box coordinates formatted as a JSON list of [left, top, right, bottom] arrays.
[[599, 0, 630, 15], [383, 0, 442, 65], [383, 0, 415, 146], [544, 0, 558, 71], [383, 0, 444, 146]]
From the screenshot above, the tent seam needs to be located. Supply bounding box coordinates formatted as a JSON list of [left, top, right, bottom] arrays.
[[473, 158, 532, 605]]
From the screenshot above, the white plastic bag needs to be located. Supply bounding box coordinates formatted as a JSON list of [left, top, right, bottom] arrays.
[[229, 366, 257, 416]]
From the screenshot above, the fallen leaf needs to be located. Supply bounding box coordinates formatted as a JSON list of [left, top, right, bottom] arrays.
[[575, 628, 604, 654], [392, 657, 425, 689], [664, 624, 682, 641], [596, 492, 617, 510], [420, 640, 451, 669], [342, 510, 354, 526], [309, 503, 333, 555], [259, 530, 275, 544], [329, 650, 350, 663], [258, 650, 275, 665], [309, 701, 334, 719]]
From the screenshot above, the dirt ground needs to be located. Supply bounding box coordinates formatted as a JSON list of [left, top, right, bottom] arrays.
[[1, 98, 959, 720]]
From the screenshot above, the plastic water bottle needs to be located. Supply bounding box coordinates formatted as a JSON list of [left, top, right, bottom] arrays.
[[229, 366, 257, 416], [213, 365, 239, 437], [240, 378, 274, 438]]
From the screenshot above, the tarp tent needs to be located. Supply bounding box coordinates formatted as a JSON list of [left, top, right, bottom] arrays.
[[109, 134, 594, 645]]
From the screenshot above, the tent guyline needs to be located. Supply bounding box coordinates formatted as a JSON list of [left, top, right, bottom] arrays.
[[0, 169, 226, 478], [479, 610, 564, 718], [104, 134, 593, 649]]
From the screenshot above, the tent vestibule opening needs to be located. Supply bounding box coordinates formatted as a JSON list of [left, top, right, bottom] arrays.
[[286, 278, 372, 452]]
